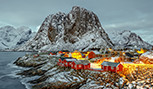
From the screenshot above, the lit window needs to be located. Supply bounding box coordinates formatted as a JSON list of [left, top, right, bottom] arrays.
[[79, 65, 82, 68]]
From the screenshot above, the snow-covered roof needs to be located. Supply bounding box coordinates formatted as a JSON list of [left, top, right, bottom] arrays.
[[74, 60, 90, 65], [92, 51, 101, 54], [65, 59, 77, 62], [101, 61, 120, 67], [60, 58, 65, 61], [121, 62, 134, 64], [60, 57, 74, 61], [110, 57, 119, 61], [141, 52, 153, 59]]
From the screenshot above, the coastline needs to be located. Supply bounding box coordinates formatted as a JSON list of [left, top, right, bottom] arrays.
[[13, 52, 125, 89]]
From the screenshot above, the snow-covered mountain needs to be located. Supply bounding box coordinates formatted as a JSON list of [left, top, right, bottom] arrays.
[[148, 40, 153, 45], [107, 30, 152, 49], [0, 26, 35, 50], [16, 6, 152, 51], [151, 41, 153, 45], [17, 6, 114, 51]]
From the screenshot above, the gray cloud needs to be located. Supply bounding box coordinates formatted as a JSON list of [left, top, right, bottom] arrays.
[[0, 0, 153, 42]]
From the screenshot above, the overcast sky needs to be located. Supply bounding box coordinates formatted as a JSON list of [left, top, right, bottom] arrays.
[[0, 0, 153, 42]]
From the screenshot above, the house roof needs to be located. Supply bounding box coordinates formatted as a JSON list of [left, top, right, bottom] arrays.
[[74, 61, 83, 65], [101, 61, 120, 67], [80, 52, 85, 57], [74, 60, 90, 65], [60, 57, 73, 61], [79, 60, 90, 65], [60, 58, 65, 61], [65, 58, 77, 62]]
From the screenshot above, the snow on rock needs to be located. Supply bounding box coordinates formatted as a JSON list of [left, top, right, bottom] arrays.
[[151, 41, 153, 45], [16, 6, 153, 51], [0, 26, 35, 50], [46, 70, 83, 83], [137, 52, 153, 64], [140, 52, 153, 59], [17, 6, 114, 51], [48, 6, 114, 51], [107, 30, 152, 49], [79, 80, 105, 89]]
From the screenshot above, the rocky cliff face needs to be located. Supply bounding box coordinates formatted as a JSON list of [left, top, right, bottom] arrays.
[[48, 6, 113, 51], [0, 26, 35, 50], [18, 6, 113, 51], [108, 30, 152, 49]]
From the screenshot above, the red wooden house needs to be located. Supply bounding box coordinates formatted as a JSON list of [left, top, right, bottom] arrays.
[[101, 61, 123, 72], [58, 51, 63, 54], [70, 60, 90, 70], [58, 58, 66, 63], [87, 51, 96, 59], [80, 60, 90, 69], [70, 62, 75, 69], [71, 61, 84, 70], [63, 58, 77, 67], [49, 52, 56, 55]]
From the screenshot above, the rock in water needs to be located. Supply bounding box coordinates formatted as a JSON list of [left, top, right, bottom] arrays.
[[18, 6, 114, 51]]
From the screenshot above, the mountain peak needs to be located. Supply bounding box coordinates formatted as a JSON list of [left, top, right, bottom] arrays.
[[47, 6, 113, 51], [0, 25, 16, 31], [18, 6, 114, 51]]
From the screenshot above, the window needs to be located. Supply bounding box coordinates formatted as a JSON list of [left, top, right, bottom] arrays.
[[71, 64, 73, 67], [111, 66, 114, 70], [79, 65, 82, 68]]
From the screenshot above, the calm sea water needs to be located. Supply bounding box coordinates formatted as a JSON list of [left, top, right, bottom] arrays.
[[0, 52, 34, 89]]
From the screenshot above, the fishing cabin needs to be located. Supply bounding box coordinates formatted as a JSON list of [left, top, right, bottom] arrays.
[[63, 58, 77, 67], [101, 61, 123, 72]]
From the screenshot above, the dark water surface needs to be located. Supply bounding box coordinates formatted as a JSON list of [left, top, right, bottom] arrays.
[[0, 52, 33, 89]]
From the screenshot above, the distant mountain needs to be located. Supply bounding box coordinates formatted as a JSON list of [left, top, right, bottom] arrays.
[[17, 6, 114, 51], [148, 40, 153, 45], [15, 15, 53, 51], [0, 26, 35, 50], [107, 30, 153, 49], [150, 41, 153, 45]]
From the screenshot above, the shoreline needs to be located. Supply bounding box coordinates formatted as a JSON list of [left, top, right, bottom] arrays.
[[13, 53, 125, 89]]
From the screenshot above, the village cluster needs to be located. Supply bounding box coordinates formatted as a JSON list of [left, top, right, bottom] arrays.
[[38, 48, 153, 75], [33, 47, 153, 77]]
